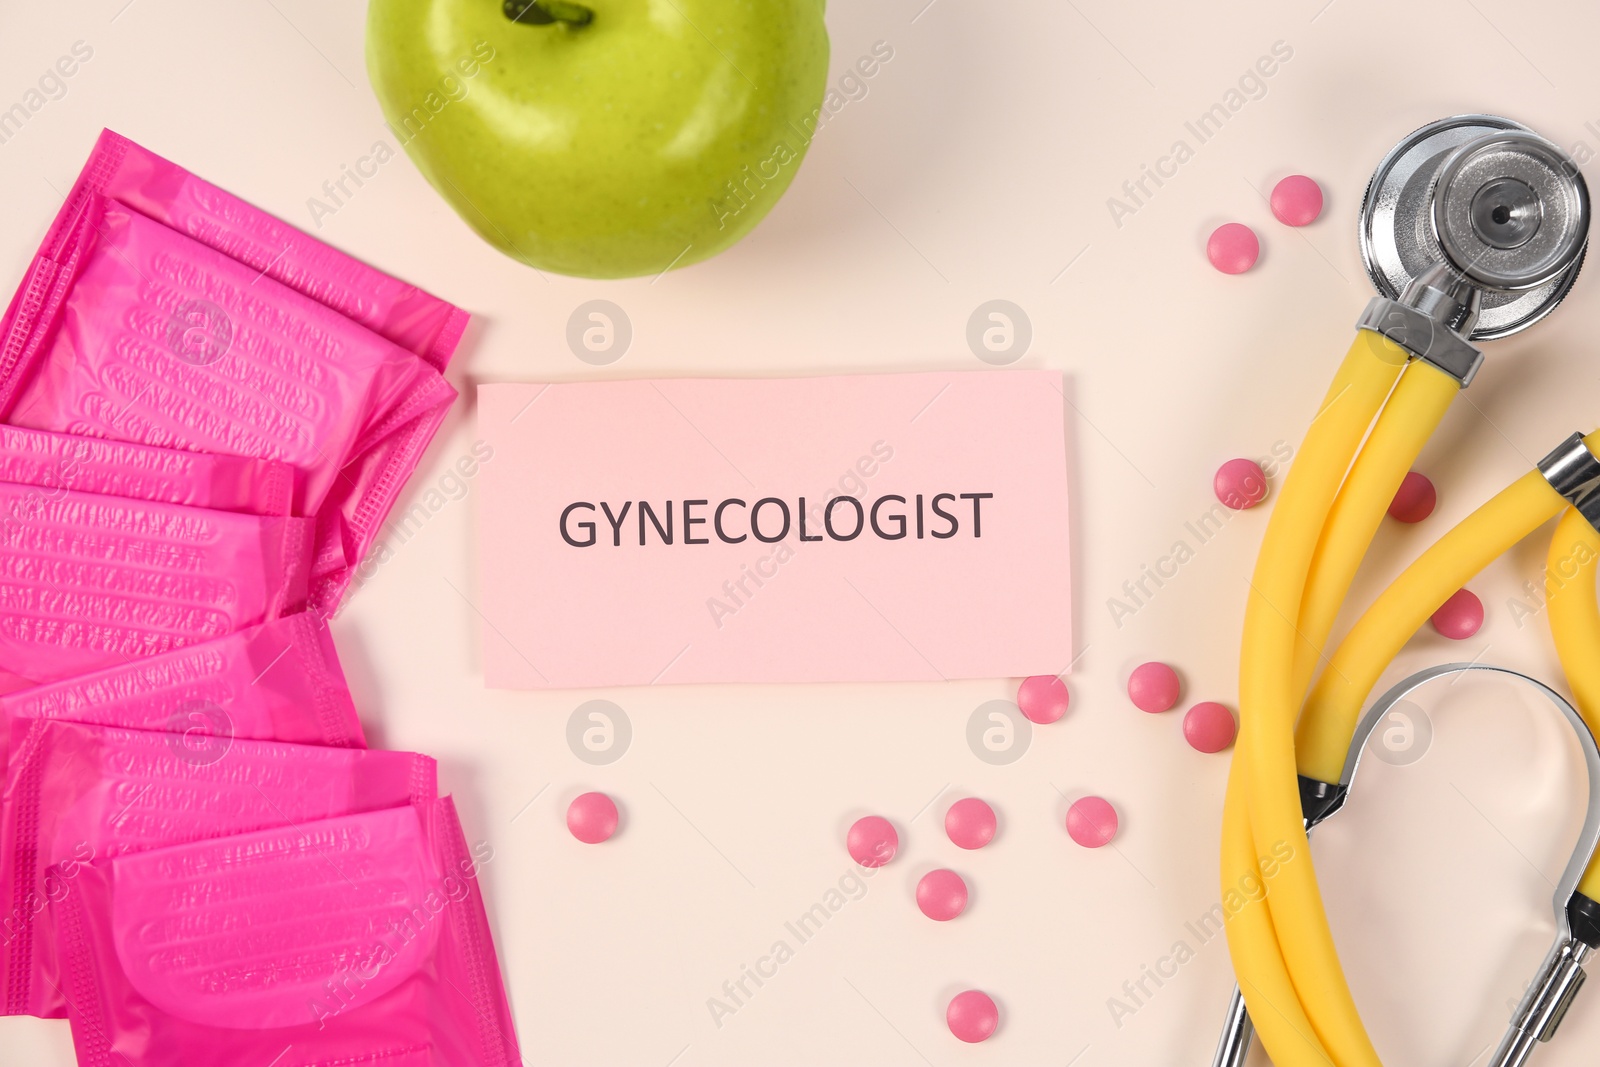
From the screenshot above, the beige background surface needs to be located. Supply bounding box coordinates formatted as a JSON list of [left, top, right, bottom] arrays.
[[5, 0, 1600, 1063]]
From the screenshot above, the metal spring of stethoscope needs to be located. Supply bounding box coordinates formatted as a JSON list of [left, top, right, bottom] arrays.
[[1215, 664, 1600, 1066], [1212, 115, 1600, 1067]]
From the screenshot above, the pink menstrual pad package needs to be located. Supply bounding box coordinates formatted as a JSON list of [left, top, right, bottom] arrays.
[[55, 798, 521, 1065], [0, 196, 456, 521], [32, 129, 467, 369], [0, 481, 310, 691], [0, 423, 292, 515], [0, 197, 457, 609], [0, 610, 364, 773], [0, 130, 469, 611], [0, 718, 437, 1018]]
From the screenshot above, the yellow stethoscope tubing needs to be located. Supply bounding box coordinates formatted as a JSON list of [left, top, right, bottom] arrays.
[[1220, 766, 1337, 1063], [1291, 359, 1462, 706], [1249, 481, 1599, 1066], [1226, 330, 1408, 1067], [1296, 467, 1575, 782], [1232, 364, 1600, 1065], [1222, 350, 1458, 1066], [1547, 507, 1600, 901]]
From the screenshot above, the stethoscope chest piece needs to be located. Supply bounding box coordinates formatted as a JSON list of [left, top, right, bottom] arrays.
[[1359, 115, 1590, 339]]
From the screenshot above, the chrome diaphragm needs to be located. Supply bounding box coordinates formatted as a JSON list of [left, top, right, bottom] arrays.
[[1359, 114, 1590, 340]]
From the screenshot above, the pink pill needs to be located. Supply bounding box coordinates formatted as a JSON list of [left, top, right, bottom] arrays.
[[1431, 588, 1484, 640], [1066, 796, 1119, 848], [1215, 457, 1269, 510], [1017, 675, 1070, 724], [1128, 661, 1181, 714], [1184, 702, 1238, 753], [1270, 174, 1323, 226], [945, 797, 997, 850], [567, 791, 618, 844], [847, 815, 899, 868], [1389, 471, 1437, 523], [946, 989, 999, 1043], [1207, 222, 1259, 274], [916, 868, 969, 921]]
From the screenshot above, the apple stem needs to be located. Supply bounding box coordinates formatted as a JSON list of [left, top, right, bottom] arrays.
[[504, 0, 593, 25]]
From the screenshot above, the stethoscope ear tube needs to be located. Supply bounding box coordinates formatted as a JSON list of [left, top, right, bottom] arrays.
[[1346, 665, 1600, 1066], [1343, 664, 1600, 916], [1217, 661, 1600, 1067]]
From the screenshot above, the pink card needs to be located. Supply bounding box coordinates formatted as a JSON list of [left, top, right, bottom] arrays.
[[476, 371, 1072, 688]]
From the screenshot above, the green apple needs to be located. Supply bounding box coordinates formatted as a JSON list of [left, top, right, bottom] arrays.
[[366, 0, 830, 278]]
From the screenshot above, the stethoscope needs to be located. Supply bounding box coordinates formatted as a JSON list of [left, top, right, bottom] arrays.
[[1212, 114, 1600, 1067]]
